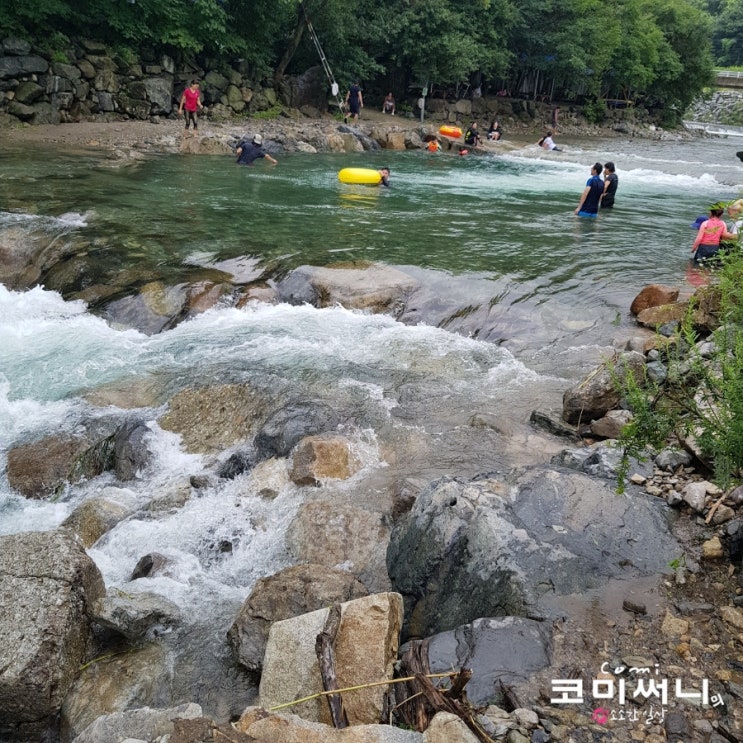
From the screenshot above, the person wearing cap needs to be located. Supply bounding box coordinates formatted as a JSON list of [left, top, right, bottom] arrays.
[[691, 206, 734, 264], [235, 134, 277, 166]]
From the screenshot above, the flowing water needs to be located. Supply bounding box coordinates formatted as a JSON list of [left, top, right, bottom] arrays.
[[1, 130, 742, 716]]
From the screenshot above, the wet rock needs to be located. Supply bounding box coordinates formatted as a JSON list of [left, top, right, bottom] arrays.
[[529, 410, 579, 439], [289, 434, 361, 486], [276, 263, 419, 316], [158, 382, 269, 455], [259, 593, 403, 726], [636, 302, 688, 328], [418, 617, 552, 707], [630, 285, 680, 315], [6, 434, 91, 498], [286, 501, 391, 593], [102, 281, 189, 334], [561, 351, 645, 425], [70, 703, 202, 743], [218, 448, 257, 479], [60, 643, 168, 740], [62, 490, 138, 547], [90, 588, 182, 640], [0, 530, 105, 726], [589, 409, 633, 439], [387, 468, 678, 639], [114, 420, 152, 480], [227, 563, 367, 673], [253, 401, 342, 460], [129, 552, 176, 580], [552, 440, 651, 481]]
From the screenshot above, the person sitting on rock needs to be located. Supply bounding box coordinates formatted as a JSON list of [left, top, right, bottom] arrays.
[[382, 92, 395, 115], [464, 122, 480, 147]]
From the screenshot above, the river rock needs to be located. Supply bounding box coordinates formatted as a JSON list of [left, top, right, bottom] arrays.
[[424, 712, 480, 742], [286, 501, 392, 592], [589, 409, 633, 439], [290, 434, 361, 485], [387, 467, 679, 639], [113, 420, 153, 480], [561, 351, 645, 425], [90, 588, 182, 640], [630, 284, 680, 315], [6, 433, 91, 498], [61, 490, 138, 547], [62, 645, 168, 738], [0, 530, 105, 730], [227, 563, 368, 672], [158, 382, 270, 454], [276, 263, 420, 315], [636, 302, 688, 328], [417, 616, 552, 707], [236, 707, 423, 741], [259, 592, 403, 725], [253, 400, 343, 460], [71, 703, 202, 743]]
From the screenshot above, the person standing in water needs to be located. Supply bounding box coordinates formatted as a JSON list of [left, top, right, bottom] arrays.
[[574, 162, 604, 218], [601, 162, 619, 209], [178, 80, 203, 137], [691, 205, 734, 264]]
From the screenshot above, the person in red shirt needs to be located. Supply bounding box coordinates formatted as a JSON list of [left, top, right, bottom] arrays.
[[691, 206, 735, 264], [178, 80, 203, 137]]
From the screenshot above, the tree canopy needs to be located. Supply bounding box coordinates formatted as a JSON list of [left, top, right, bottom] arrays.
[[0, 0, 718, 120]]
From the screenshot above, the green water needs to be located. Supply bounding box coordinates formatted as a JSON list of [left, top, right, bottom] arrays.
[[0, 138, 739, 323]]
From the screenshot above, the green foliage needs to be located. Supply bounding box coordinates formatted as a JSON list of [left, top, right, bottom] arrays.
[[252, 105, 283, 120], [616, 250, 743, 491], [582, 98, 607, 123], [0, 0, 718, 121]]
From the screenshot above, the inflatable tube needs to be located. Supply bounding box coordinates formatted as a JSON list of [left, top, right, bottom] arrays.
[[439, 125, 462, 139], [338, 167, 382, 185]]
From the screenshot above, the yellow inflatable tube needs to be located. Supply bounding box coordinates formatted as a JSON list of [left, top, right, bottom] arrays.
[[338, 167, 382, 185]]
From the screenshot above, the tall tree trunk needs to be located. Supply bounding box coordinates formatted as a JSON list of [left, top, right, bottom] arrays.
[[274, 3, 307, 83]]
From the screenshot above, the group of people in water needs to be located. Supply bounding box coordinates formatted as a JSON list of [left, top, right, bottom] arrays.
[[574, 162, 618, 217]]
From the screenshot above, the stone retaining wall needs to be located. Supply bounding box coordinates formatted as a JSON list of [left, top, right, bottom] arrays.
[[1, 36, 645, 131]]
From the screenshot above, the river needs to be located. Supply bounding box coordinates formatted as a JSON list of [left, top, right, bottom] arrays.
[[1, 127, 742, 719]]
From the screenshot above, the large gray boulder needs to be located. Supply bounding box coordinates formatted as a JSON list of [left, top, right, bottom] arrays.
[[0, 531, 105, 728], [227, 563, 368, 672], [276, 263, 420, 316], [387, 467, 679, 640]]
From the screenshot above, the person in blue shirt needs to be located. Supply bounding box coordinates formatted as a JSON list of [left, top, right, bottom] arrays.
[[574, 162, 604, 218]]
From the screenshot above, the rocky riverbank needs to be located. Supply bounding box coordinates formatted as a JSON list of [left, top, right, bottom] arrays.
[[0, 120, 741, 743]]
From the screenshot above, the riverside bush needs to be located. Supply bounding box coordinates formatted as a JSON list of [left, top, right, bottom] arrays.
[[616, 250, 743, 491]]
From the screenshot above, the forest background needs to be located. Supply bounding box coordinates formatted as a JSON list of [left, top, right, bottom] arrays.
[[2, 0, 743, 125]]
